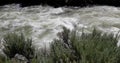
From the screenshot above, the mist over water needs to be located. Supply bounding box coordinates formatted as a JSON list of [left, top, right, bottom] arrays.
[[0, 4, 120, 48]]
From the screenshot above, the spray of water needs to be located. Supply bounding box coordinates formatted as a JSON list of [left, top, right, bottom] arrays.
[[0, 4, 120, 48]]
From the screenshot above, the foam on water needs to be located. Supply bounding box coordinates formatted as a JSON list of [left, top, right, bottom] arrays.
[[0, 4, 120, 48]]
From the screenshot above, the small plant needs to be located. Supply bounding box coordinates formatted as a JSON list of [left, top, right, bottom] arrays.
[[38, 27, 120, 63], [3, 33, 35, 62], [0, 56, 5, 63], [1, 27, 120, 63]]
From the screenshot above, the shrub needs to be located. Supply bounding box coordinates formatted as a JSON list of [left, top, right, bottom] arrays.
[[37, 27, 120, 63], [3, 33, 35, 62], [0, 56, 5, 63], [1, 27, 120, 63]]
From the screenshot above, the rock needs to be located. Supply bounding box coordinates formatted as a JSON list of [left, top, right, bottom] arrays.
[[11, 54, 28, 63]]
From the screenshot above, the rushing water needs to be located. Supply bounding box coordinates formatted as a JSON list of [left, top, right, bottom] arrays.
[[0, 4, 120, 49]]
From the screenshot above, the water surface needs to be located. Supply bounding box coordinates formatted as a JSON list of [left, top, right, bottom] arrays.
[[0, 4, 120, 48]]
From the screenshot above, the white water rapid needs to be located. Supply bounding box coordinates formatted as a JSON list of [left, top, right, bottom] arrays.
[[0, 4, 120, 49]]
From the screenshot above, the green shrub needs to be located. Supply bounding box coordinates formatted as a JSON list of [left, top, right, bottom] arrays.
[[1, 27, 120, 63], [3, 33, 35, 62], [38, 27, 120, 63], [0, 56, 5, 63]]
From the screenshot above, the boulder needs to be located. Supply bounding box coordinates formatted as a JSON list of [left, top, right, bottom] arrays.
[[11, 54, 28, 63]]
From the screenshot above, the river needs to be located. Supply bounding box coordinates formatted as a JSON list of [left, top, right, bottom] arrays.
[[0, 4, 120, 49]]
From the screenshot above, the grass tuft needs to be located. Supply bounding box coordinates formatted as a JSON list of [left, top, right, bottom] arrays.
[[0, 27, 120, 63], [3, 33, 35, 62]]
